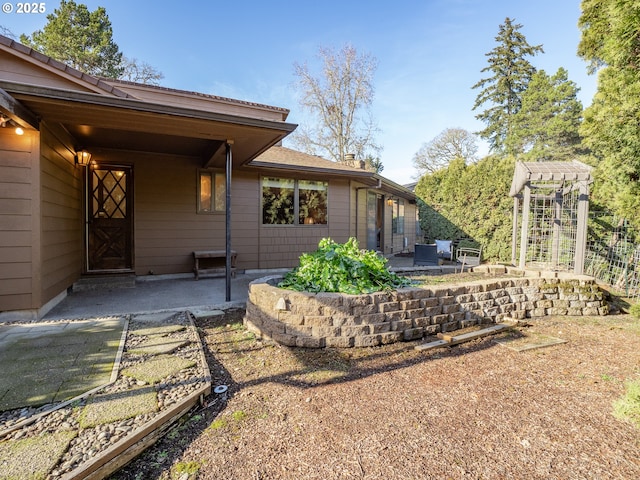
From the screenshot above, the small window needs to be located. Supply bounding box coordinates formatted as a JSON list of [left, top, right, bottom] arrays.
[[262, 177, 328, 225], [198, 171, 226, 213]]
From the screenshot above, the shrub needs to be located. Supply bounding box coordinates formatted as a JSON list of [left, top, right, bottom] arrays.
[[415, 155, 515, 261], [278, 238, 410, 294]]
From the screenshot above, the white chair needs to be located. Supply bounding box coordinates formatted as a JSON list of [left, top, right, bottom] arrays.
[[456, 245, 482, 268], [435, 240, 453, 261]]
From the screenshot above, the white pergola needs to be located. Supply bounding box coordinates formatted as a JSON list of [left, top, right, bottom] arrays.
[[510, 160, 593, 274]]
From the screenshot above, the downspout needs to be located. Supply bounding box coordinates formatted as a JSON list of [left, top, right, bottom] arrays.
[[225, 140, 233, 302]]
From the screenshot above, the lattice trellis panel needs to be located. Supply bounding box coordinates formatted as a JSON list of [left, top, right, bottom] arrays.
[[584, 214, 640, 300], [519, 188, 580, 271]]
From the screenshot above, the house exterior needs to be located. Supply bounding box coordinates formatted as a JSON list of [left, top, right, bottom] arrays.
[[0, 34, 416, 320]]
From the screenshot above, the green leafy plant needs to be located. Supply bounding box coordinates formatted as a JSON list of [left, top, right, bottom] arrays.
[[279, 238, 410, 294], [613, 379, 640, 429]]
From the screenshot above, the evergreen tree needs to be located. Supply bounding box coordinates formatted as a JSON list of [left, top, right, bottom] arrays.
[[20, 0, 124, 78], [508, 68, 585, 161], [577, 0, 640, 230], [472, 17, 543, 155]]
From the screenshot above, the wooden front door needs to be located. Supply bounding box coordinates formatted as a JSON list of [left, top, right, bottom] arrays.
[[87, 165, 133, 272]]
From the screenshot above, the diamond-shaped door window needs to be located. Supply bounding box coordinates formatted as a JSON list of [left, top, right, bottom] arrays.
[[92, 170, 127, 219]]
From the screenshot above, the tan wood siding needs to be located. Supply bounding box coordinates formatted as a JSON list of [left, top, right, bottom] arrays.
[[133, 153, 227, 275], [350, 183, 369, 248], [230, 172, 261, 268], [327, 178, 350, 243], [0, 51, 98, 92], [111, 83, 288, 122], [0, 127, 38, 311], [39, 124, 83, 305]]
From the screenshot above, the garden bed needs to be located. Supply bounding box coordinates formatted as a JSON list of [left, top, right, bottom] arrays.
[[244, 268, 608, 348]]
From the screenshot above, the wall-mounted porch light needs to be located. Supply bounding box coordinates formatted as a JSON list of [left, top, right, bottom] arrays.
[[1, 114, 25, 135], [74, 148, 92, 166], [387, 197, 395, 207]]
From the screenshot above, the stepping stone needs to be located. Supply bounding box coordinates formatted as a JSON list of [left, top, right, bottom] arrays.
[[133, 312, 176, 323], [121, 354, 196, 384], [0, 431, 76, 479], [190, 308, 225, 320], [128, 336, 190, 355], [129, 324, 186, 337], [79, 386, 158, 428]]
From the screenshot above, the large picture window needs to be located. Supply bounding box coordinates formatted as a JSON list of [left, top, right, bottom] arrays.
[[262, 177, 328, 225], [198, 171, 225, 213]]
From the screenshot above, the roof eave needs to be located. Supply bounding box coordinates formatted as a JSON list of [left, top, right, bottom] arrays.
[[374, 173, 417, 199], [0, 81, 298, 132], [247, 160, 377, 181]]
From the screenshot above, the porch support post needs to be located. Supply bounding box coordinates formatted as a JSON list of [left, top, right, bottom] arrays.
[[518, 184, 531, 270], [225, 140, 233, 302], [574, 182, 590, 275]]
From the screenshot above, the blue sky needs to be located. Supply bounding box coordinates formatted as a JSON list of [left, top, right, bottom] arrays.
[[2, 0, 596, 184]]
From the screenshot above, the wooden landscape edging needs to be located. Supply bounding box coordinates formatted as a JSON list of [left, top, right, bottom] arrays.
[[415, 323, 512, 351], [60, 313, 212, 480]]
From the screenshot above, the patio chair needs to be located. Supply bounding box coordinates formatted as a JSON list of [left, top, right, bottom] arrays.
[[456, 245, 482, 269], [435, 240, 453, 261]]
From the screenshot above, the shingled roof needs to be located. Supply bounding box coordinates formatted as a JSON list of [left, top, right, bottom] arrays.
[[251, 146, 416, 199], [252, 146, 371, 175]]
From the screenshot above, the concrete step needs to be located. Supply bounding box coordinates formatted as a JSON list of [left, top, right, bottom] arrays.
[[73, 274, 136, 292]]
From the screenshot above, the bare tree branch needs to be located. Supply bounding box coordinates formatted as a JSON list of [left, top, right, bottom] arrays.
[[291, 44, 381, 163], [412, 128, 479, 176]]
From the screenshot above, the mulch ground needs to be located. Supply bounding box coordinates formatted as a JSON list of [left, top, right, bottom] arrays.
[[110, 309, 640, 480]]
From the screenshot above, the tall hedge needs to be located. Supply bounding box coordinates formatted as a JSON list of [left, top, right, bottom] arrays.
[[415, 156, 515, 262]]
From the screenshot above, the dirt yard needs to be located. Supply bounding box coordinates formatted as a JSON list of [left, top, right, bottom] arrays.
[[111, 309, 640, 480]]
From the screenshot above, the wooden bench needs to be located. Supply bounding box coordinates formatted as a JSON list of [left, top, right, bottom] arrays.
[[193, 250, 237, 280]]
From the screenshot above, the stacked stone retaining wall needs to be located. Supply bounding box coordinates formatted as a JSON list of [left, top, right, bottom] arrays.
[[244, 268, 608, 348]]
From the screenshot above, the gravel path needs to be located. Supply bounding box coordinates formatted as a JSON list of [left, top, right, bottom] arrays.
[[0, 311, 209, 479]]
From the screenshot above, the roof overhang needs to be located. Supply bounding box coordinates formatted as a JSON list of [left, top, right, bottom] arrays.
[[247, 159, 375, 180], [509, 160, 593, 197], [0, 81, 297, 167]]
